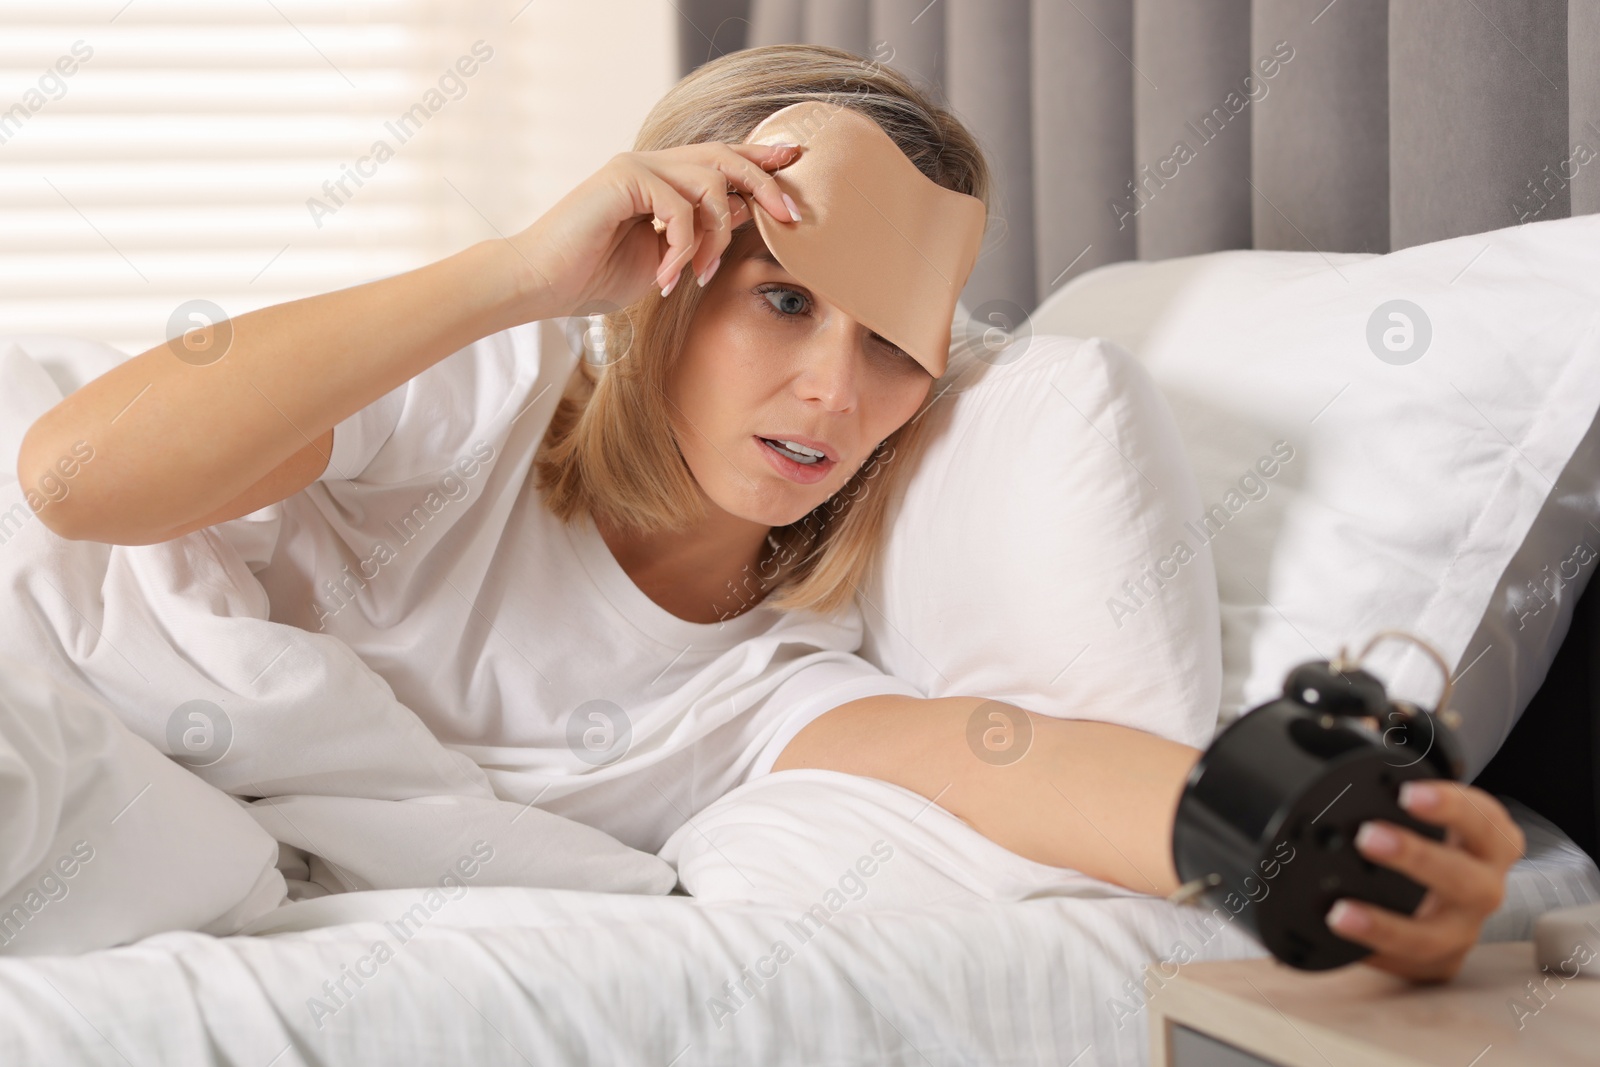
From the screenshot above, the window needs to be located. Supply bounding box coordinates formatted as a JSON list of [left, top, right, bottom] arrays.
[[0, 0, 674, 356]]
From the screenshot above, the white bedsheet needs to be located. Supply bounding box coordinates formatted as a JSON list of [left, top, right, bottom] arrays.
[[0, 887, 1264, 1066], [0, 799, 1590, 1066]]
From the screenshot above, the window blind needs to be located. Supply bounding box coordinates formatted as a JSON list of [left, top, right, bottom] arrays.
[[0, 0, 675, 357]]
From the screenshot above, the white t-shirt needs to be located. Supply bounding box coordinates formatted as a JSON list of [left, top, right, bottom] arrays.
[[222, 319, 923, 853]]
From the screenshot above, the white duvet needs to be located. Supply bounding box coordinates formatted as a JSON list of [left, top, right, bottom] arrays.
[[0, 339, 675, 955]]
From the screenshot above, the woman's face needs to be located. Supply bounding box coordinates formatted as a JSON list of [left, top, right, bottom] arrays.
[[667, 226, 934, 529]]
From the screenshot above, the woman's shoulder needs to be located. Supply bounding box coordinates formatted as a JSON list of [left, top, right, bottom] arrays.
[[419, 318, 580, 424], [318, 318, 583, 487]]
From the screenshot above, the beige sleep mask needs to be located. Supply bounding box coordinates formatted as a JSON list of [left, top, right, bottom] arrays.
[[740, 100, 986, 379]]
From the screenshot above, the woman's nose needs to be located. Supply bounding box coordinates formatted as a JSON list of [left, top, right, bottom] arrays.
[[794, 322, 862, 412]]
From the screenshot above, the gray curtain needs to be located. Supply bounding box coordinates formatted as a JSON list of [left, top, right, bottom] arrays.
[[674, 0, 1600, 315]]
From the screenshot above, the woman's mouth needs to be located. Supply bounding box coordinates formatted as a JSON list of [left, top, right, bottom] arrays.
[[755, 436, 836, 484]]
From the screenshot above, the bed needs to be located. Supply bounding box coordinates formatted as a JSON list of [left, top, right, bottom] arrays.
[[6, 230, 1600, 1062], [5, 4, 1600, 1065]]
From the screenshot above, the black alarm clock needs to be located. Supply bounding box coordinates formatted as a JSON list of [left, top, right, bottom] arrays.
[[1170, 631, 1466, 971]]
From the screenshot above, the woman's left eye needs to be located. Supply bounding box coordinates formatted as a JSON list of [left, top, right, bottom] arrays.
[[872, 334, 918, 367], [758, 286, 809, 318]]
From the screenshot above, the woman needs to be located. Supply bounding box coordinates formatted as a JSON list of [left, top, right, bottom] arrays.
[[19, 44, 1520, 982]]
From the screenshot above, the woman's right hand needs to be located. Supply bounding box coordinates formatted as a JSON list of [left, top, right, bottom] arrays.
[[507, 140, 804, 319]]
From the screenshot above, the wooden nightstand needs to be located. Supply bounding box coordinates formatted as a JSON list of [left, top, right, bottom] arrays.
[[1147, 942, 1600, 1066]]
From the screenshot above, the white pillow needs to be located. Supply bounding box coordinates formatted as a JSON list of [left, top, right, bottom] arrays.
[[1031, 214, 1600, 776], [858, 334, 1221, 750], [0, 343, 68, 480], [1, 334, 131, 497], [0, 333, 129, 397], [661, 769, 1148, 906]]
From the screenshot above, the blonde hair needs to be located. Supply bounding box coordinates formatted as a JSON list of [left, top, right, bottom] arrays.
[[534, 43, 993, 619]]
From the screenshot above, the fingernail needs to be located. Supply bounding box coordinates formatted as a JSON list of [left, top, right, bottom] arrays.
[[772, 142, 799, 153], [1327, 899, 1369, 935], [782, 192, 801, 223], [696, 254, 721, 288], [661, 273, 679, 298], [1399, 781, 1439, 812], [1355, 821, 1400, 857]]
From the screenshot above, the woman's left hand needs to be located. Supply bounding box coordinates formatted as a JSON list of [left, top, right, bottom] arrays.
[[1326, 780, 1525, 982]]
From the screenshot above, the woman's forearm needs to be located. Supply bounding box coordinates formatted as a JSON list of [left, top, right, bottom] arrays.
[[772, 695, 1201, 896], [18, 239, 551, 544]]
